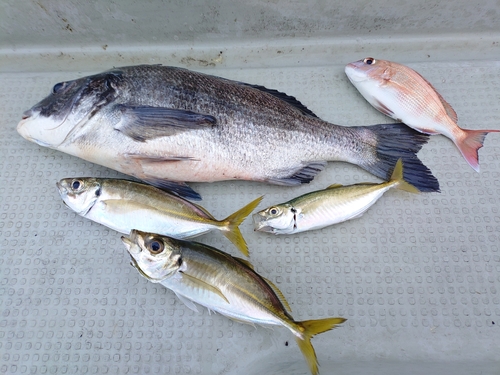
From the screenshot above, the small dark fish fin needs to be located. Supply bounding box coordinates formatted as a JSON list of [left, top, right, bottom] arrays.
[[266, 161, 327, 186], [353, 123, 440, 193], [262, 276, 292, 313], [237, 82, 319, 118], [141, 177, 201, 201], [114, 105, 216, 142], [413, 71, 458, 123], [179, 271, 230, 304]]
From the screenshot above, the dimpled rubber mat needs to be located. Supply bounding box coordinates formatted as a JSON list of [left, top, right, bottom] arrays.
[[1, 61, 500, 375]]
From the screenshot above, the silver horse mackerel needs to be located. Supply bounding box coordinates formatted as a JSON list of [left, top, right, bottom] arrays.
[[57, 177, 262, 255], [17, 65, 439, 199], [253, 159, 418, 234], [122, 229, 346, 375]]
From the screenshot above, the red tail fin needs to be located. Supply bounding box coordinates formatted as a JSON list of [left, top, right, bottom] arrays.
[[456, 129, 499, 172]]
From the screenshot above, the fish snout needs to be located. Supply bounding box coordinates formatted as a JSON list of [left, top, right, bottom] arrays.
[[56, 181, 67, 195], [344, 62, 369, 82], [22, 108, 34, 120], [252, 212, 272, 232]]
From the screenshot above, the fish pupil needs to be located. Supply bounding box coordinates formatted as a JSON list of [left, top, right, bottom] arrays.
[[151, 241, 161, 252], [72, 180, 81, 190]]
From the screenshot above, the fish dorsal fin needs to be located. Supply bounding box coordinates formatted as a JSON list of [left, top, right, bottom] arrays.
[[179, 271, 230, 304], [413, 71, 458, 123], [174, 292, 200, 313], [237, 82, 319, 118], [326, 183, 343, 189], [262, 277, 292, 313], [234, 257, 255, 269]]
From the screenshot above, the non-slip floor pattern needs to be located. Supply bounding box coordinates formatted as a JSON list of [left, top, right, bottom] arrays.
[[1, 61, 499, 374]]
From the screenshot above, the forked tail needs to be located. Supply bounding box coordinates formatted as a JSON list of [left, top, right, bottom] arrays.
[[295, 317, 346, 375], [353, 123, 440, 192], [390, 158, 420, 194], [455, 129, 500, 172], [219, 196, 263, 256]]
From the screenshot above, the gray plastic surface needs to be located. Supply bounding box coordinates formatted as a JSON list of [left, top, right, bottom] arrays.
[[1, 2, 500, 374]]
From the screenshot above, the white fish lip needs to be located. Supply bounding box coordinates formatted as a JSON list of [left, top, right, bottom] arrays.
[[344, 62, 369, 83]]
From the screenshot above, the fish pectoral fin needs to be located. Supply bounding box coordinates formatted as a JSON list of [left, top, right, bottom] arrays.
[[266, 161, 327, 186], [374, 99, 395, 117], [175, 292, 200, 313], [262, 277, 292, 313], [180, 271, 230, 304], [113, 104, 217, 141]]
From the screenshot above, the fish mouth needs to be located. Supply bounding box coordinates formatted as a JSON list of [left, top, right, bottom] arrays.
[[344, 62, 369, 82], [252, 213, 274, 233]]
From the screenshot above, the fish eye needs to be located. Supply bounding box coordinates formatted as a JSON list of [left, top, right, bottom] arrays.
[[52, 82, 66, 94], [71, 179, 83, 191], [147, 238, 164, 255], [364, 57, 376, 65], [269, 207, 280, 216]]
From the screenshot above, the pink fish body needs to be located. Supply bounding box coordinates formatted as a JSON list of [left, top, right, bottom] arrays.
[[345, 57, 499, 172]]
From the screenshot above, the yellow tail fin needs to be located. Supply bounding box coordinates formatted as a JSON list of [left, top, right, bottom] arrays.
[[220, 196, 263, 256], [390, 158, 420, 194], [295, 317, 346, 375]]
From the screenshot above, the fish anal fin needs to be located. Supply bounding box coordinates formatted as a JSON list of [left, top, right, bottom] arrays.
[[267, 162, 327, 186], [263, 277, 292, 313], [180, 271, 230, 304], [141, 177, 201, 201], [113, 104, 216, 142]]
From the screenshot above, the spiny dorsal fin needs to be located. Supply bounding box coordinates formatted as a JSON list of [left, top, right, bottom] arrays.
[[237, 82, 319, 118], [263, 277, 292, 313]]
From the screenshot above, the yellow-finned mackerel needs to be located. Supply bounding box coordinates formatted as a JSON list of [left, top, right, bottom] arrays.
[[253, 159, 418, 234], [56, 177, 262, 256], [18, 64, 439, 200], [122, 230, 346, 375]]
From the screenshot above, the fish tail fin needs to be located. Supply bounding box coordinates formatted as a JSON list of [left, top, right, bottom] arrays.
[[295, 317, 347, 375], [352, 123, 440, 193], [456, 129, 500, 172], [389, 158, 420, 194], [220, 196, 264, 256]]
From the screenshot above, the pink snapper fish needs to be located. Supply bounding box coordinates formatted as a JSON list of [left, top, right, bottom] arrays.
[[345, 57, 499, 172]]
